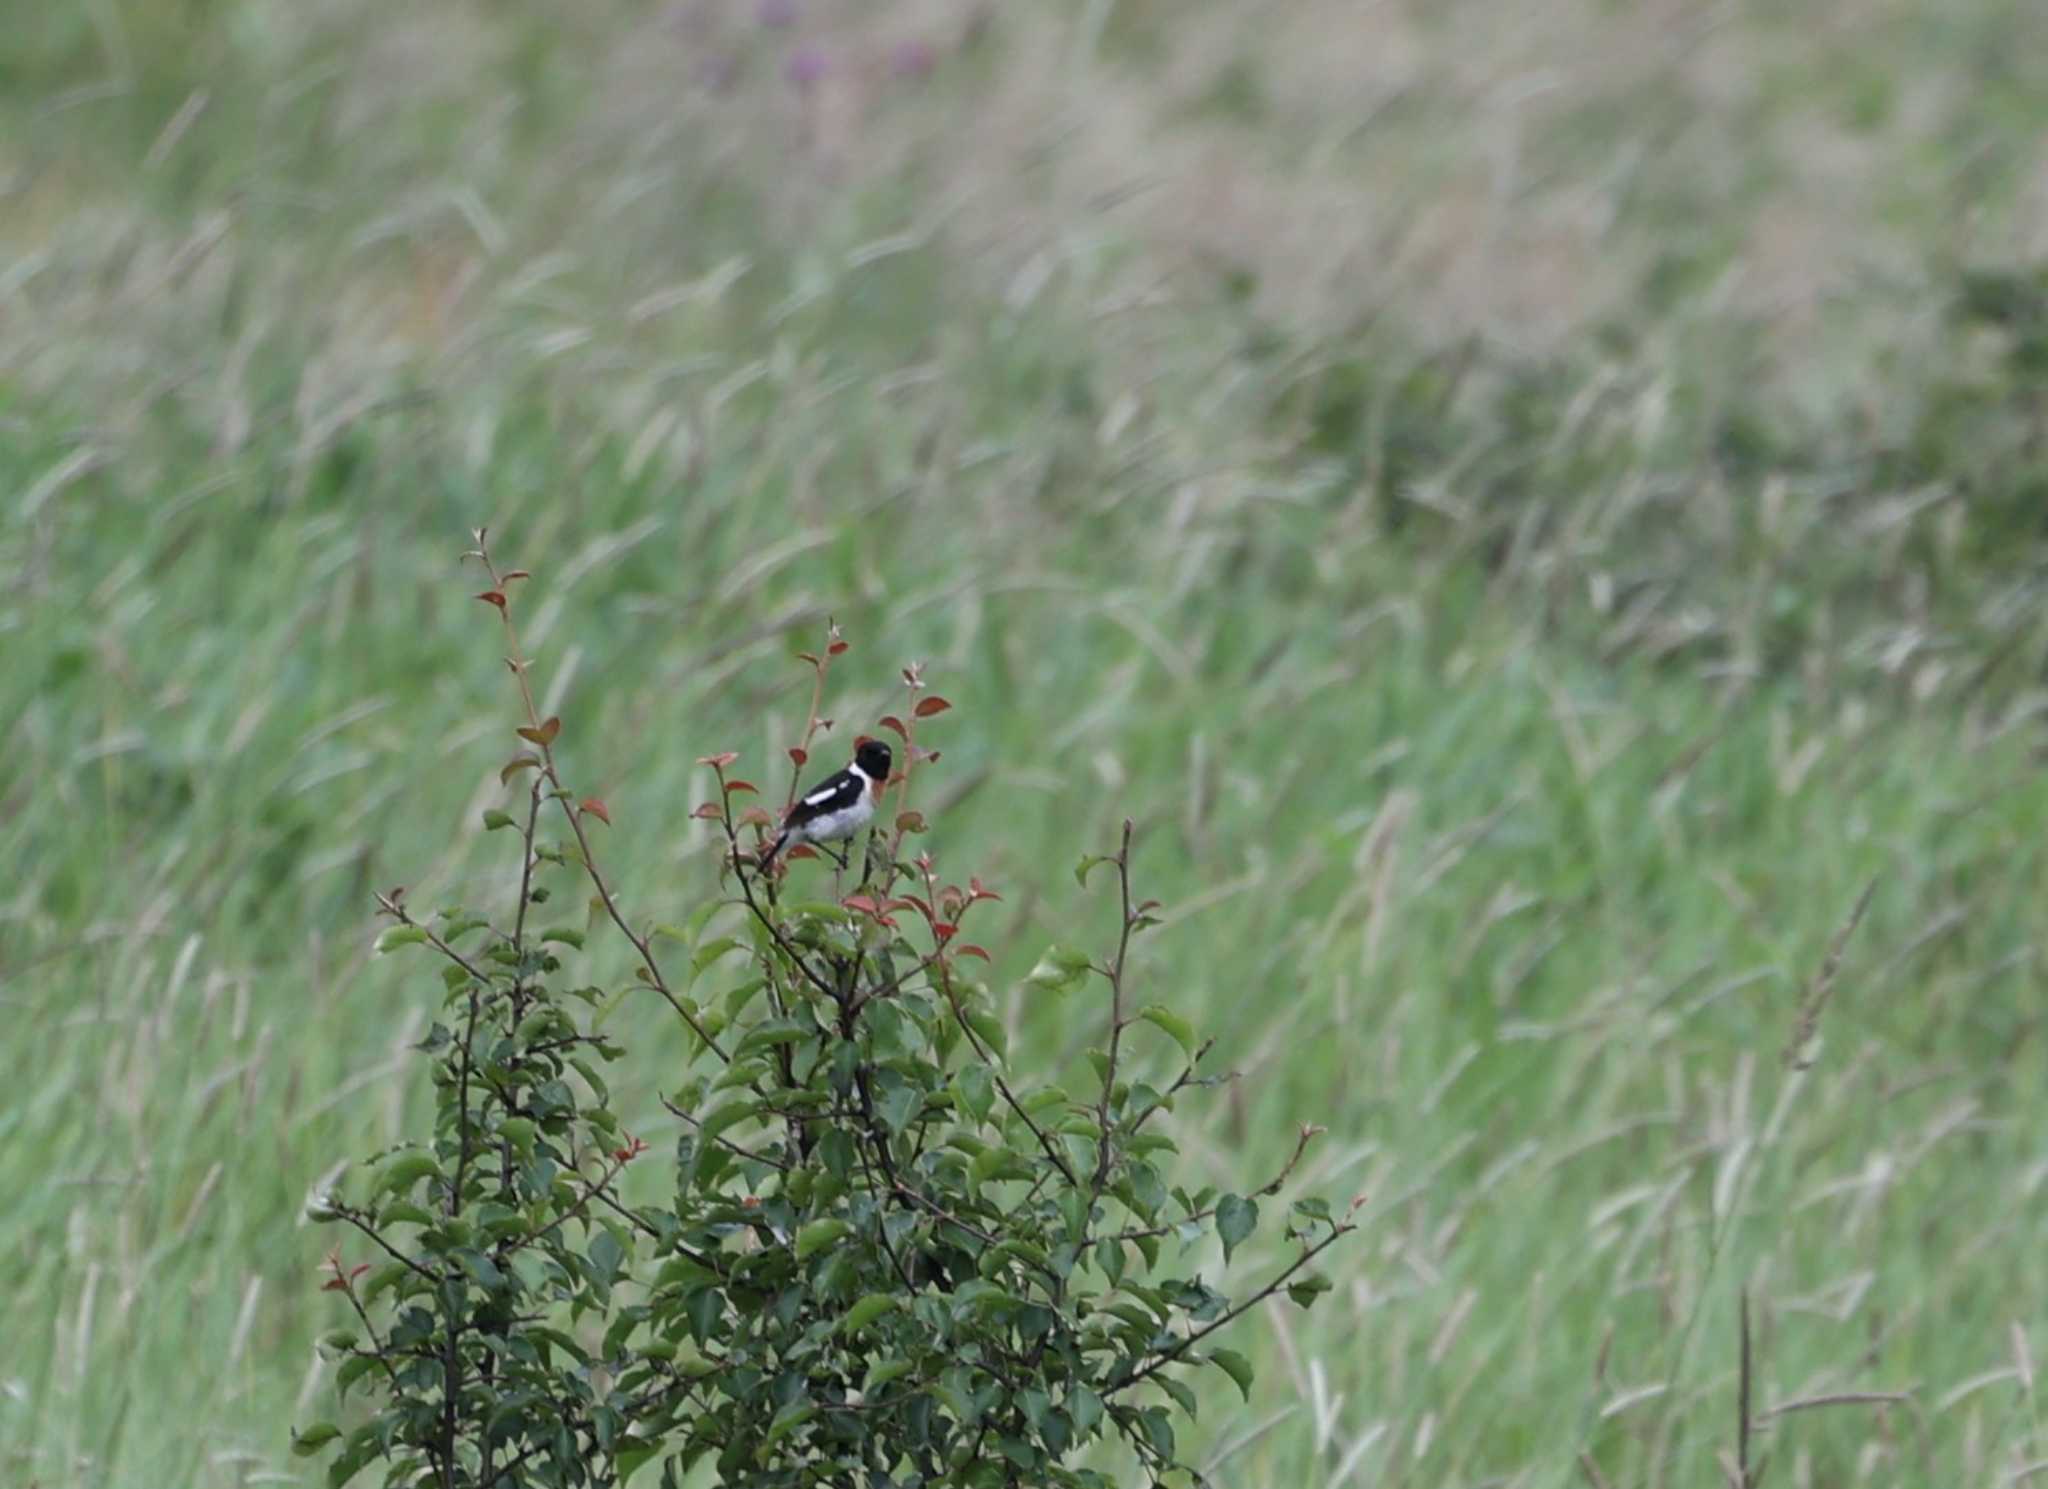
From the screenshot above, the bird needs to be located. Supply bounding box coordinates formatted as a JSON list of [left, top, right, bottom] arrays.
[[759, 737, 893, 870]]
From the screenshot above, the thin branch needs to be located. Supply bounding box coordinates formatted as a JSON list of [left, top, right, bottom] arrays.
[[510, 775, 544, 953], [376, 891, 496, 988], [470, 535, 731, 1064], [663, 1093, 795, 1173], [334, 1207, 443, 1285], [1112, 1122, 1320, 1242], [933, 960, 1079, 1186], [1109, 1223, 1354, 1394], [1093, 819, 1137, 1191]]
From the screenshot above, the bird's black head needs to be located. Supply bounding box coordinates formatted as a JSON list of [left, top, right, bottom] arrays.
[[854, 738, 893, 782]]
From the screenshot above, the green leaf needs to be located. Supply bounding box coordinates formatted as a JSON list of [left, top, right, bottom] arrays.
[[953, 1062, 995, 1125], [615, 1444, 662, 1487], [736, 1018, 810, 1058], [482, 809, 516, 831], [1094, 1234, 1125, 1286], [765, 1398, 816, 1444], [498, 1117, 536, 1155], [1075, 853, 1112, 889], [795, 1218, 852, 1261], [864, 1357, 915, 1393], [1209, 1347, 1255, 1402], [690, 936, 746, 978], [1156, 1372, 1199, 1418], [333, 1354, 376, 1400], [455, 1248, 505, 1290], [684, 1287, 722, 1344], [589, 1228, 626, 1285], [326, 1425, 382, 1487], [291, 1423, 342, 1456], [373, 1152, 442, 1199], [1286, 1271, 1334, 1309], [871, 1070, 920, 1134], [1138, 1004, 1199, 1060], [1067, 1382, 1104, 1437], [964, 1006, 1009, 1060], [1025, 944, 1093, 994], [541, 927, 585, 949], [841, 1293, 898, 1334], [374, 924, 428, 954], [971, 1145, 1027, 1184], [1215, 1193, 1257, 1263]]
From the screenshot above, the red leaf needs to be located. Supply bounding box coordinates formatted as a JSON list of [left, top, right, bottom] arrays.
[[915, 695, 952, 718], [691, 802, 724, 820], [898, 893, 934, 921], [878, 715, 909, 741], [828, 640, 850, 656], [895, 810, 927, 834], [842, 895, 884, 917], [320, 1277, 349, 1292], [349, 1262, 371, 1281], [796, 652, 819, 667], [517, 716, 561, 747], [785, 845, 818, 861], [502, 570, 531, 582], [787, 746, 808, 767], [723, 779, 759, 796], [920, 749, 942, 764], [931, 922, 957, 941], [969, 877, 1002, 902], [738, 807, 776, 828], [580, 796, 611, 825], [956, 944, 991, 961], [696, 752, 740, 769], [500, 755, 542, 786], [476, 590, 507, 609]]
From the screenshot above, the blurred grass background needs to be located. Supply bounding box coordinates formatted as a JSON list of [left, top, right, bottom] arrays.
[[7, 1, 2048, 1484]]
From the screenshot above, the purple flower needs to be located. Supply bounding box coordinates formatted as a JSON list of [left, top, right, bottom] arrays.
[[755, 0, 798, 26], [784, 45, 828, 89], [889, 39, 938, 79]]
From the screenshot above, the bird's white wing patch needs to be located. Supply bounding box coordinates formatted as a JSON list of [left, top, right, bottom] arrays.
[[802, 782, 842, 808]]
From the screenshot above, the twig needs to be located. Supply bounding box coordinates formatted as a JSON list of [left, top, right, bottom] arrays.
[[1109, 1223, 1353, 1394], [470, 537, 731, 1065], [932, 960, 1079, 1186], [1093, 820, 1137, 1190], [1112, 1122, 1319, 1242], [334, 1207, 442, 1284]]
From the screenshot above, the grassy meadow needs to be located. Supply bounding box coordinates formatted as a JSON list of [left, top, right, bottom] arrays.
[[8, 1, 2048, 1484]]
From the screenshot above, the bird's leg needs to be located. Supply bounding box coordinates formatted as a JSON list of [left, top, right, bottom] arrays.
[[859, 827, 884, 892]]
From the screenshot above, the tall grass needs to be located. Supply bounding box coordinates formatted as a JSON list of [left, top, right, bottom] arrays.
[[6, 1, 2048, 1484]]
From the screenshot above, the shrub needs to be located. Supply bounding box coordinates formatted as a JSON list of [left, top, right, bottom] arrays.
[[303, 531, 1353, 1488]]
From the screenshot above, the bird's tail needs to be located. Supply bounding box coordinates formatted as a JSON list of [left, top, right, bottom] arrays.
[[758, 829, 791, 871]]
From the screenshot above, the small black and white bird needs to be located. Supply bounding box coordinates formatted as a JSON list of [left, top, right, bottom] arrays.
[[759, 738, 893, 870]]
